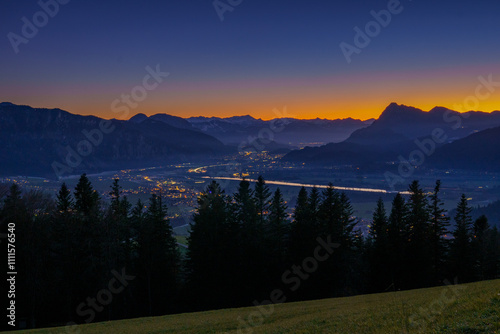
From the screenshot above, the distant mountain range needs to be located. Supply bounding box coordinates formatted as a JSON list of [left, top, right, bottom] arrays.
[[131, 113, 374, 147], [284, 103, 500, 172], [2, 102, 499, 178], [0, 103, 226, 178], [0, 102, 371, 178]]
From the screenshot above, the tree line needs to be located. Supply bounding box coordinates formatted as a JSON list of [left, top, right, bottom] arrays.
[[0, 175, 499, 329]]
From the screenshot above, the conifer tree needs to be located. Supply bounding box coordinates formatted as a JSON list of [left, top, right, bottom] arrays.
[[113, 179, 131, 218], [336, 192, 360, 295], [308, 187, 320, 230], [137, 193, 179, 315], [2, 183, 24, 215], [369, 198, 391, 290], [388, 192, 408, 289], [450, 194, 474, 282], [471, 215, 499, 280], [74, 173, 100, 215], [187, 181, 234, 308], [289, 187, 311, 261], [56, 182, 73, 212], [371, 198, 388, 240], [485, 226, 500, 279], [472, 215, 490, 280], [428, 180, 450, 284], [318, 184, 340, 237], [234, 179, 265, 301], [130, 198, 145, 248], [265, 187, 289, 279], [337, 192, 357, 247], [406, 180, 432, 287], [102, 179, 132, 319], [73, 175, 103, 316], [254, 175, 271, 226], [52, 183, 77, 320], [2, 185, 53, 326]]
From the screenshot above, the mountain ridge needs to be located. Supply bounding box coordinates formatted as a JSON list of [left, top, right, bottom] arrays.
[[284, 103, 500, 171], [0, 103, 227, 178]]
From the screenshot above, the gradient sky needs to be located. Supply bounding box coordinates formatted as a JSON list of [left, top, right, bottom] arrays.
[[1, 0, 500, 120]]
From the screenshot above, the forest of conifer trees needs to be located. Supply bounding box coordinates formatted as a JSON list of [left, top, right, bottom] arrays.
[[0, 175, 499, 329]]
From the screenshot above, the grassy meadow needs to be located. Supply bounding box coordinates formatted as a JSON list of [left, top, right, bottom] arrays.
[[12, 279, 499, 334]]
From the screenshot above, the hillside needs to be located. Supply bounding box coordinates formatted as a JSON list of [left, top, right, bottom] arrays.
[[14, 279, 500, 333], [346, 103, 500, 145], [0, 103, 227, 178], [428, 125, 500, 172], [284, 103, 500, 169]]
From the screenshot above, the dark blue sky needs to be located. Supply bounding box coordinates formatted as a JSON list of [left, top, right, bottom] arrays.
[[1, 0, 499, 119]]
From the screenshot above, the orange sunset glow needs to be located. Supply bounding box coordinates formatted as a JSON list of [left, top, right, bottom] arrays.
[[4, 64, 500, 121]]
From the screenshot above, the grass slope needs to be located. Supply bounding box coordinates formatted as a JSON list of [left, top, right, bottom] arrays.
[[14, 279, 500, 334]]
